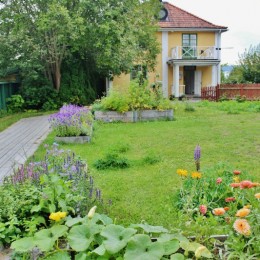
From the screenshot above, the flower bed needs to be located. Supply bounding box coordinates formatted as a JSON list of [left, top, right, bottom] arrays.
[[49, 104, 93, 141], [94, 109, 174, 122]]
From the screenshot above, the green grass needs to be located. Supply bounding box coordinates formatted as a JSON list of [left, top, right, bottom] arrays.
[[34, 101, 260, 232]]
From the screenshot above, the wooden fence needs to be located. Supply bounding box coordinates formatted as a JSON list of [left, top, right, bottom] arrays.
[[201, 84, 260, 101]]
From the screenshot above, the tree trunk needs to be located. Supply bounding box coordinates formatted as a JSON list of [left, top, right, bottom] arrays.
[[54, 61, 61, 92]]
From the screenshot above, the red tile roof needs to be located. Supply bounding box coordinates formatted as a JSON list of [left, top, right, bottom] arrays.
[[159, 2, 227, 30]]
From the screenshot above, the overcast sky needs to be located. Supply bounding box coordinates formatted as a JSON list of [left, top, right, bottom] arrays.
[[167, 0, 260, 65]]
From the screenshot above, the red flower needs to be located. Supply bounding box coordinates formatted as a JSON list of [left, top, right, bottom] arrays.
[[216, 177, 222, 184], [233, 170, 241, 175], [240, 180, 253, 189], [230, 183, 240, 188], [199, 205, 207, 215], [225, 197, 236, 202]]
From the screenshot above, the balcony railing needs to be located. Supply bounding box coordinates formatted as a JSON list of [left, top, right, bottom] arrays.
[[171, 46, 218, 60]]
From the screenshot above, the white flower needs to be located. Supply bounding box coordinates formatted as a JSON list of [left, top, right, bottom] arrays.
[[87, 206, 97, 219]]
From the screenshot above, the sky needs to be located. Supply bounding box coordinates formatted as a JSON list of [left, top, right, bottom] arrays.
[[167, 0, 260, 65]]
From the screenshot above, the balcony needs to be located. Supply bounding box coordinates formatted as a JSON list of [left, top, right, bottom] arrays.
[[171, 46, 218, 60]]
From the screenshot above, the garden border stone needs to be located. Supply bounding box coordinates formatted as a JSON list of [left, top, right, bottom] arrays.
[[94, 109, 174, 122]]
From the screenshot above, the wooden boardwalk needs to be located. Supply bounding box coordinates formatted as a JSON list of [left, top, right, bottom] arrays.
[[0, 115, 50, 181]]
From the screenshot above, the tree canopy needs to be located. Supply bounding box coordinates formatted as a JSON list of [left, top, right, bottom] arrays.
[[0, 0, 161, 91]]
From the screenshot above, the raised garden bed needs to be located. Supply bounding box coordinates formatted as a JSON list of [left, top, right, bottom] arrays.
[[94, 109, 174, 123]]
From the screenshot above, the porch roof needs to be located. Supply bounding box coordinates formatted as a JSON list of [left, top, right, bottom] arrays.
[[159, 2, 228, 32], [167, 59, 220, 66]]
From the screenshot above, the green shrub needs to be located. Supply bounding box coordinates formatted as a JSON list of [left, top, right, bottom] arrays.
[[6, 95, 24, 113], [93, 153, 130, 170], [184, 102, 196, 112]]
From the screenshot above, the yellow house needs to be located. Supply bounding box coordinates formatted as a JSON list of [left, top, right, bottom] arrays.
[[112, 2, 228, 98]]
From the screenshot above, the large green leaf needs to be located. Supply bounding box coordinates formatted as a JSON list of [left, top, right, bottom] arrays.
[[34, 225, 68, 252], [66, 216, 85, 227], [124, 234, 165, 260], [91, 213, 113, 225], [11, 237, 35, 252], [44, 251, 71, 260], [34, 229, 55, 252], [75, 252, 92, 260], [101, 224, 137, 254], [130, 223, 168, 234], [68, 224, 101, 251], [161, 239, 180, 255], [50, 225, 68, 241], [158, 233, 189, 244], [92, 244, 106, 256], [170, 253, 185, 260]]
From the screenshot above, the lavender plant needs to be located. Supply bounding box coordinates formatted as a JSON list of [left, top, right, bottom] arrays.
[[49, 104, 93, 137], [194, 144, 201, 171]]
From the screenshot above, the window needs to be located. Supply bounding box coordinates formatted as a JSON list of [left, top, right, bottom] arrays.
[[182, 34, 197, 58], [130, 65, 147, 81]]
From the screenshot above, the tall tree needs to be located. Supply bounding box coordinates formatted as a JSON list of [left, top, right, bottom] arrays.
[[0, 0, 160, 91], [239, 44, 260, 83]]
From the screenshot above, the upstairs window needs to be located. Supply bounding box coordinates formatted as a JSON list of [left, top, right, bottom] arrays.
[[182, 34, 197, 58], [130, 65, 147, 81]]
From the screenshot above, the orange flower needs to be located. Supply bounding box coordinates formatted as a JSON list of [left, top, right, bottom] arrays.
[[225, 197, 236, 203], [212, 208, 226, 216], [233, 170, 241, 175], [240, 180, 253, 189], [252, 182, 260, 187], [230, 183, 240, 188], [224, 207, 230, 211], [235, 208, 250, 218], [233, 219, 251, 236], [255, 193, 260, 199], [191, 172, 202, 179], [243, 205, 252, 209]]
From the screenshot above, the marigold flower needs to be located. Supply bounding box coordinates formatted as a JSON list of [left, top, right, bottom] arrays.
[[252, 182, 260, 187], [240, 180, 253, 189], [216, 177, 222, 184], [87, 206, 97, 219], [233, 176, 240, 183], [199, 205, 207, 215], [225, 197, 236, 203], [212, 208, 226, 216], [191, 172, 202, 179], [176, 169, 188, 177], [230, 183, 240, 188], [233, 170, 241, 175], [233, 219, 251, 236], [235, 208, 250, 218], [224, 207, 230, 211], [49, 211, 67, 221], [255, 193, 260, 199]]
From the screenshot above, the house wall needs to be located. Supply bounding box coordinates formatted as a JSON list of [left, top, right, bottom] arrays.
[[112, 30, 217, 96]]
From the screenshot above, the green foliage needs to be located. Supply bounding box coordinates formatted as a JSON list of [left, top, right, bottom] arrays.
[[20, 85, 60, 110], [99, 90, 130, 113], [93, 153, 130, 170], [239, 44, 260, 83], [184, 102, 195, 112], [6, 95, 24, 113], [11, 210, 213, 259], [0, 144, 100, 246], [95, 79, 173, 112]]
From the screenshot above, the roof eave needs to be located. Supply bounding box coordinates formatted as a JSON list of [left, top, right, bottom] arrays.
[[158, 27, 228, 33]]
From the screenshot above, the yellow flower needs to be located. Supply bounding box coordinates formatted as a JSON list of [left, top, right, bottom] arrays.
[[191, 172, 202, 179], [233, 219, 251, 236], [176, 169, 188, 177], [233, 176, 240, 183], [243, 205, 252, 209], [49, 211, 67, 221], [235, 208, 250, 218], [255, 193, 260, 199]]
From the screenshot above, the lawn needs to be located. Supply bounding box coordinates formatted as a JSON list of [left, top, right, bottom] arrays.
[[34, 101, 260, 233]]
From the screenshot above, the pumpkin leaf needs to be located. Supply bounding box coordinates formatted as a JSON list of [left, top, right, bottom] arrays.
[[170, 253, 185, 260], [11, 237, 35, 252], [101, 224, 137, 254], [68, 224, 101, 251], [124, 234, 164, 260], [44, 251, 71, 260], [161, 239, 180, 255], [130, 223, 168, 234]]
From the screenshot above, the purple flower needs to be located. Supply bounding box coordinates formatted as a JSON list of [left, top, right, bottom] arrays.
[[194, 145, 201, 161]]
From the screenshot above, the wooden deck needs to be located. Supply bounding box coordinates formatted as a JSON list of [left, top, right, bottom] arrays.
[[0, 115, 50, 181]]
